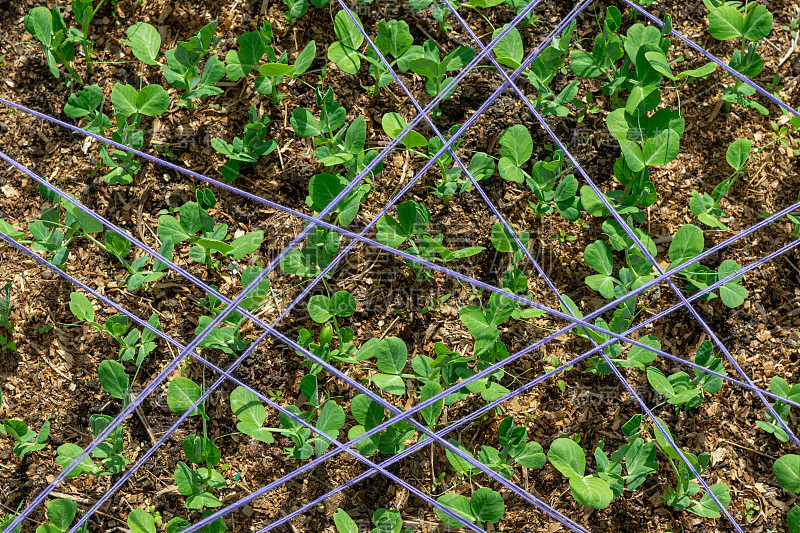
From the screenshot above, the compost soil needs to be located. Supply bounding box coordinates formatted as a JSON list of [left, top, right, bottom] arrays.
[[1, 0, 800, 531]]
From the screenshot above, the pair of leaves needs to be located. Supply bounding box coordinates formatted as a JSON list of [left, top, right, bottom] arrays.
[[307, 291, 357, 323], [111, 83, 169, 117], [356, 337, 409, 395], [707, 4, 773, 42], [434, 488, 505, 528], [548, 438, 614, 509]]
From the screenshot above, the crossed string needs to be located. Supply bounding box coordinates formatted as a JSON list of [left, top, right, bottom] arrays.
[[1, 0, 799, 531]]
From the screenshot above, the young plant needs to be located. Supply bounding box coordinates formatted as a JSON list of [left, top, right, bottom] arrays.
[[20, 184, 105, 268], [283, 0, 328, 24], [99, 82, 170, 184], [773, 454, 800, 532], [69, 292, 161, 400], [667, 224, 749, 307], [55, 414, 129, 476], [35, 497, 88, 533], [173, 434, 226, 509], [705, 1, 774, 114], [650, 418, 731, 517], [63, 84, 111, 135], [0, 415, 50, 458], [364, 19, 423, 95], [381, 114, 495, 203], [212, 105, 277, 181], [444, 416, 545, 479], [333, 508, 413, 533], [160, 20, 224, 112], [230, 380, 345, 460], [157, 193, 264, 269], [293, 88, 382, 179], [0, 284, 15, 352], [517, 141, 581, 222], [756, 376, 800, 442], [23, 6, 82, 84], [407, 40, 476, 118], [347, 393, 414, 456], [690, 139, 752, 230], [434, 488, 505, 529], [376, 200, 485, 281], [645, 340, 727, 412], [226, 22, 316, 104], [548, 437, 615, 509], [194, 268, 271, 355]]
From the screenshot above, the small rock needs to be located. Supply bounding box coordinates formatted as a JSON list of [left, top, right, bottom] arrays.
[[0, 122, 7, 134]]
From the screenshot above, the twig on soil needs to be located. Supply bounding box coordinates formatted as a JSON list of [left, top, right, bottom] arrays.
[[719, 438, 779, 461], [130, 392, 159, 446], [136, 183, 152, 243], [414, 24, 443, 53], [379, 316, 401, 341], [780, 11, 800, 67]]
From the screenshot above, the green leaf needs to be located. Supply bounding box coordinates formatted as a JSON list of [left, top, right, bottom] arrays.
[[69, 292, 94, 323], [47, 498, 77, 531], [435, 493, 476, 528], [499, 124, 533, 166], [158, 215, 192, 243], [419, 381, 443, 426], [377, 337, 407, 374], [668, 224, 704, 268], [229, 230, 264, 259], [123, 22, 161, 65], [708, 6, 744, 40], [570, 475, 614, 509], [127, 508, 156, 533], [775, 454, 800, 492], [548, 438, 586, 479], [688, 483, 731, 518], [111, 83, 169, 116], [718, 259, 748, 307], [294, 40, 316, 75], [333, 10, 364, 51], [492, 24, 523, 68], [381, 112, 427, 149], [644, 51, 675, 79], [333, 509, 358, 533], [98, 360, 129, 400], [331, 290, 356, 317], [726, 138, 752, 171], [788, 504, 800, 533], [743, 5, 773, 41], [167, 376, 201, 416], [570, 50, 605, 78], [584, 240, 613, 275], [625, 335, 660, 368], [315, 400, 345, 454], [308, 295, 332, 323], [230, 386, 266, 427], [470, 488, 505, 523], [291, 108, 321, 137], [626, 85, 661, 117], [225, 31, 265, 81]]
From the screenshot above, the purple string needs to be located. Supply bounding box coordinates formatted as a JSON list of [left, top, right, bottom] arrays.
[[4, 197, 798, 533], [4, 123, 800, 526], [2, 0, 797, 529], [0, 1, 584, 529]]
